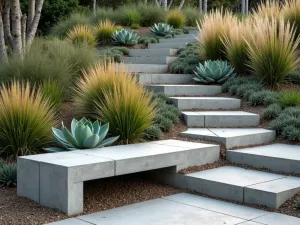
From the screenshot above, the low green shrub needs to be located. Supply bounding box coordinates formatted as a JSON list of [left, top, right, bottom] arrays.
[[248, 90, 276, 106], [0, 163, 17, 187], [263, 92, 280, 106], [286, 72, 300, 84], [144, 126, 163, 140], [222, 76, 261, 93], [98, 47, 129, 63], [41, 80, 64, 109], [91, 8, 116, 24], [139, 36, 158, 44], [0, 159, 4, 168], [51, 12, 91, 37], [136, 3, 166, 26], [263, 104, 282, 120], [182, 7, 203, 27], [154, 115, 173, 132], [117, 6, 142, 26], [171, 44, 200, 74], [271, 107, 300, 141], [235, 83, 262, 97], [278, 90, 300, 108], [131, 23, 140, 29]]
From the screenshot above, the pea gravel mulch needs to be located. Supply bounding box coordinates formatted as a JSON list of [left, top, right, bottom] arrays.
[[0, 176, 183, 225]]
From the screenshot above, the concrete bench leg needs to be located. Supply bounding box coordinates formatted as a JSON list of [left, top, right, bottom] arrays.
[[39, 162, 84, 215]]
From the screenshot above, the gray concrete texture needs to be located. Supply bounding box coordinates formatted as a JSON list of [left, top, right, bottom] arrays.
[[123, 56, 177, 64], [129, 48, 178, 57], [137, 74, 193, 84]]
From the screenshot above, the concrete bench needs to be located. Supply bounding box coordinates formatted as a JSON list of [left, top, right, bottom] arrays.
[[17, 139, 219, 215]]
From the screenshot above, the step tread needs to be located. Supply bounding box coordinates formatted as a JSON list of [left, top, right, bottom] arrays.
[[182, 111, 259, 116], [227, 144, 300, 161], [171, 97, 240, 100], [147, 84, 220, 87], [182, 128, 274, 138]]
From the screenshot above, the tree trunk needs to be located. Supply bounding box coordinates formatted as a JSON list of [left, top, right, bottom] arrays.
[[203, 0, 207, 13], [93, 0, 96, 17], [0, 12, 8, 64], [26, 0, 44, 50], [11, 0, 22, 55], [241, 0, 245, 15], [27, 0, 35, 32], [245, 0, 249, 15], [199, 0, 202, 13], [155, 0, 160, 7], [178, 0, 185, 9], [167, 0, 173, 10], [21, 14, 27, 54], [3, 0, 13, 50], [163, 0, 167, 10]]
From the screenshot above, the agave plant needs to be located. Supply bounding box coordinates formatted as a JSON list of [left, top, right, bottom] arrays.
[[112, 29, 139, 46], [44, 118, 119, 152], [150, 23, 174, 36], [193, 60, 236, 84]]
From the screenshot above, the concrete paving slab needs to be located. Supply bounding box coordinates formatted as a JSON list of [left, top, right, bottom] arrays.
[[77, 198, 246, 225], [170, 97, 241, 109], [253, 212, 300, 225], [180, 128, 276, 148], [237, 222, 265, 225], [137, 74, 193, 84], [182, 111, 260, 127], [148, 42, 188, 49], [46, 218, 90, 225], [159, 37, 197, 43], [163, 193, 268, 220], [129, 48, 178, 57], [185, 166, 285, 202], [119, 64, 168, 73], [227, 144, 300, 173], [245, 176, 300, 208], [146, 84, 222, 96], [123, 56, 177, 64]]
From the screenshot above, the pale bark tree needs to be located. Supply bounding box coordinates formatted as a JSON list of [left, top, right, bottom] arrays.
[[167, 0, 173, 10], [93, 0, 97, 17], [199, 0, 203, 13], [163, 0, 168, 10], [245, 0, 249, 15], [203, 0, 208, 13], [0, 0, 44, 63], [0, 13, 7, 64], [178, 0, 185, 10], [241, 0, 245, 15]]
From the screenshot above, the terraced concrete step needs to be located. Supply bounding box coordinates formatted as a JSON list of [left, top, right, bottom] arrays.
[[145, 84, 222, 96], [137, 74, 193, 84], [119, 64, 168, 73], [159, 37, 197, 43], [180, 128, 276, 149], [129, 48, 178, 57], [170, 97, 241, 110], [227, 144, 300, 174], [182, 111, 260, 127], [183, 166, 300, 209], [148, 42, 188, 49], [123, 56, 177, 65]]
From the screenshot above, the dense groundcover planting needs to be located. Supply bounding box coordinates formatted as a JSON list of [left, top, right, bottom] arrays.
[[0, 0, 300, 189]]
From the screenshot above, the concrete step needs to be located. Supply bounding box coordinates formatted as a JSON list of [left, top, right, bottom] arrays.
[[123, 56, 177, 65], [182, 166, 300, 209], [159, 37, 197, 43], [145, 84, 222, 96], [180, 128, 276, 149], [175, 34, 196, 38], [120, 64, 168, 73], [227, 144, 300, 174], [170, 97, 241, 110], [182, 111, 260, 127], [148, 42, 188, 49], [188, 29, 199, 35], [129, 48, 178, 57], [137, 74, 194, 84]]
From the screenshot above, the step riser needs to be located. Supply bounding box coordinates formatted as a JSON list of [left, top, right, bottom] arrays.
[[145, 85, 222, 97], [124, 56, 177, 65], [137, 74, 194, 84], [119, 65, 168, 73], [171, 99, 241, 110], [227, 152, 300, 174], [183, 115, 260, 127], [180, 131, 276, 149], [159, 38, 197, 43], [129, 49, 178, 57], [148, 42, 188, 49]]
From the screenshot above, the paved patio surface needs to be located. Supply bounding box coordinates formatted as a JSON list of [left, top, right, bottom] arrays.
[[46, 193, 300, 225]]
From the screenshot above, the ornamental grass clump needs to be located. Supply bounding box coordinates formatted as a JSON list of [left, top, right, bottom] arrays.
[[67, 25, 96, 47], [278, 90, 300, 108], [253, 0, 282, 22], [246, 17, 300, 88], [166, 9, 186, 28], [182, 7, 203, 27], [283, 0, 300, 40], [222, 19, 251, 74], [95, 19, 116, 44], [197, 10, 237, 60], [0, 82, 57, 158], [75, 62, 156, 144]]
